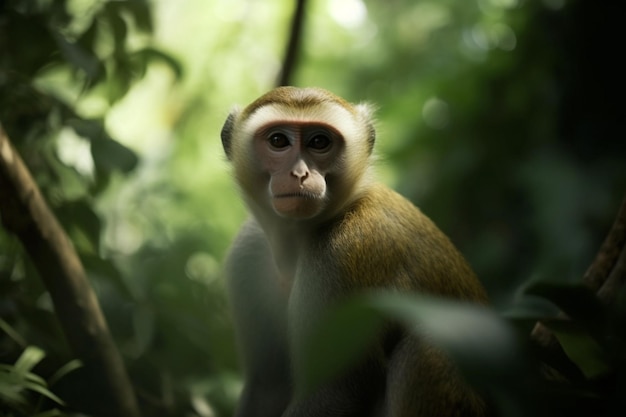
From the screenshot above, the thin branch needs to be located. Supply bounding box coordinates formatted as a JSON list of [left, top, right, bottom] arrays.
[[0, 124, 141, 417], [277, 0, 308, 87], [530, 194, 626, 380], [585, 195, 626, 305]]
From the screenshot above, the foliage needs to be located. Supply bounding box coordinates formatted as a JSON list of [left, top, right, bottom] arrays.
[[0, 341, 81, 417], [306, 281, 625, 417], [0, 0, 624, 416], [0, 0, 221, 415]]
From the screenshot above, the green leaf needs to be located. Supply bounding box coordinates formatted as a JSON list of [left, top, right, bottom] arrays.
[[104, 8, 128, 50], [91, 136, 139, 173], [56, 200, 102, 254], [541, 320, 611, 379], [14, 346, 45, 375], [82, 255, 135, 299], [21, 379, 65, 405], [0, 369, 29, 407], [68, 118, 139, 173], [52, 32, 102, 80], [31, 409, 64, 417], [299, 298, 384, 395], [0, 347, 66, 408], [48, 359, 83, 387], [525, 281, 607, 340], [300, 292, 527, 395], [366, 292, 522, 379], [132, 47, 184, 80], [106, 63, 133, 103], [76, 21, 106, 88], [109, 0, 154, 32], [0, 318, 28, 348]]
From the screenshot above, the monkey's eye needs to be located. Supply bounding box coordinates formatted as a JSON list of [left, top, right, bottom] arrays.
[[307, 134, 332, 151], [268, 133, 290, 149]]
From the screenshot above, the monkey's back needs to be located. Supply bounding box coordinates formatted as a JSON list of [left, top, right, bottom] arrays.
[[316, 183, 488, 303]]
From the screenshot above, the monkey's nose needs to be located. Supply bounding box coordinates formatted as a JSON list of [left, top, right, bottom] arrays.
[[291, 171, 309, 185], [291, 160, 310, 183]]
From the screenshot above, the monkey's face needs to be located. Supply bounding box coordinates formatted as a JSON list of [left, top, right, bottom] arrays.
[[252, 122, 343, 219], [222, 87, 377, 222]]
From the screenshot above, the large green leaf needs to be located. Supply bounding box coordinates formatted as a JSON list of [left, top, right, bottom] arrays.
[[299, 297, 384, 396], [300, 292, 537, 417], [525, 281, 607, 343], [543, 320, 611, 379], [68, 118, 139, 173]]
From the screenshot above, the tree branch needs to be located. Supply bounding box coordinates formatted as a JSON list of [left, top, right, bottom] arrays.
[[586, 195, 626, 305], [0, 124, 141, 417], [530, 194, 626, 379], [276, 0, 308, 87]]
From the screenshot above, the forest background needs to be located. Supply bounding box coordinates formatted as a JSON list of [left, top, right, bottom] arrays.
[[0, 0, 624, 416]]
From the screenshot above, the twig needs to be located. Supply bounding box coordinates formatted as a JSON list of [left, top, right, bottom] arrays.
[[585, 196, 626, 305], [276, 0, 308, 87]]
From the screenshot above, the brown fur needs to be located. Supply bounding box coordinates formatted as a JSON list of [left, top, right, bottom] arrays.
[[319, 184, 487, 302], [241, 87, 358, 120]]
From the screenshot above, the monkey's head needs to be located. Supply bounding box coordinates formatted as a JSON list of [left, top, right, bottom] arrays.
[[221, 87, 376, 221]]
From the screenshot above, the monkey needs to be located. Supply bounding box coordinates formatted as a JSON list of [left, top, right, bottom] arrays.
[[220, 86, 489, 417]]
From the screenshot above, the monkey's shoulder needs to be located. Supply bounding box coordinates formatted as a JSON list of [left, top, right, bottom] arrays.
[[331, 184, 443, 244], [224, 219, 273, 273], [315, 184, 483, 298]]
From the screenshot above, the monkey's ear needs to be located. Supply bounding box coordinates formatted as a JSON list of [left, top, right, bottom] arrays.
[[355, 103, 376, 154], [221, 108, 240, 160]]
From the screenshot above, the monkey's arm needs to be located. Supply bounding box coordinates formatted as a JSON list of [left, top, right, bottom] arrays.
[[225, 219, 292, 417], [281, 252, 388, 416]]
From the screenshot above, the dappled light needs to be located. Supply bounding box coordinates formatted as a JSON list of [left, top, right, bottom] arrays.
[[422, 97, 450, 130], [328, 0, 368, 29]]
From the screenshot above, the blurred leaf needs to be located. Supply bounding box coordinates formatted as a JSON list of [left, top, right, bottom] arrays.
[[82, 254, 135, 299], [0, 368, 29, 409], [31, 410, 65, 417], [52, 32, 102, 81], [0, 347, 65, 407], [542, 320, 611, 379], [300, 298, 384, 395], [104, 59, 132, 103], [91, 136, 138, 173], [48, 359, 83, 387], [0, 318, 28, 348], [131, 47, 184, 80], [108, 0, 153, 32], [301, 292, 536, 417], [503, 294, 561, 319], [365, 292, 524, 380], [19, 379, 64, 405], [75, 21, 106, 88], [1, 11, 59, 76], [104, 8, 128, 50], [14, 346, 45, 375], [133, 305, 156, 356], [525, 281, 607, 339], [68, 118, 138, 173], [56, 200, 102, 254]]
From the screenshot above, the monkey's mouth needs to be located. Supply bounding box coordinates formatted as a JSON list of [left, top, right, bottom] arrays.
[[272, 191, 325, 218], [274, 192, 321, 200]]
